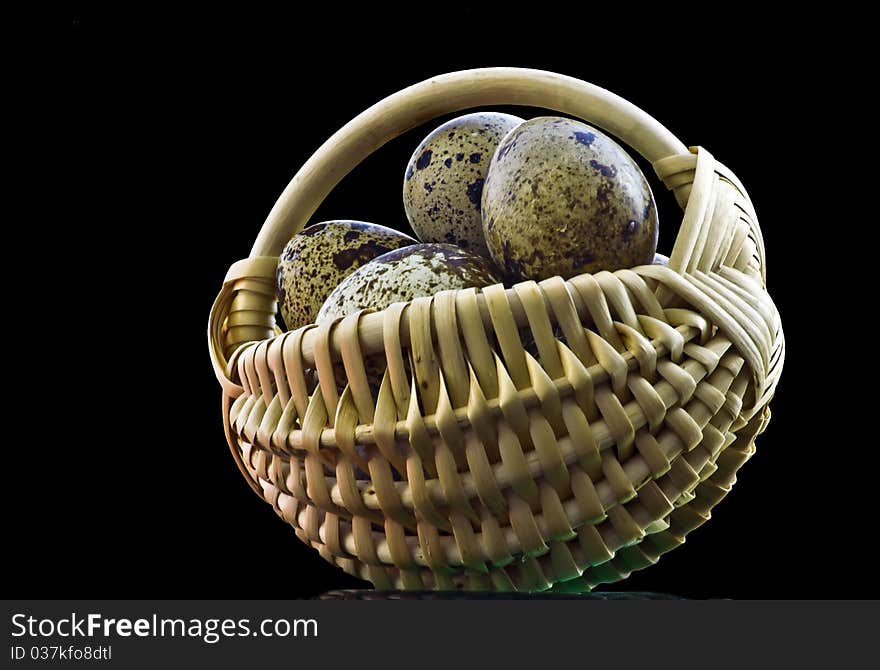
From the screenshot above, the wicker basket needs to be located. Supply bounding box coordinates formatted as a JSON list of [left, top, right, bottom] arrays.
[[208, 68, 784, 593]]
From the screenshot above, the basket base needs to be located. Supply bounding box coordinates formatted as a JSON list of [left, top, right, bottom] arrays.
[[315, 589, 683, 600]]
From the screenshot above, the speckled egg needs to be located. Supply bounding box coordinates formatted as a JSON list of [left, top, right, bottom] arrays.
[[653, 253, 669, 266], [317, 243, 501, 321], [482, 116, 658, 281], [403, 112, 523, 259], [275, 220, 417, 330]]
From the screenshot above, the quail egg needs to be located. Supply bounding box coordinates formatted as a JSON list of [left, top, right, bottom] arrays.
[[275, 220, 416, 330], [317, 243, 501, 321], [482, 116, 658, 281], [403, 112, 523, 259]]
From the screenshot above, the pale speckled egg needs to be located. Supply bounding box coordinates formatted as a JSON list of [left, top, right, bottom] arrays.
[[653, 253, 669, 266], [317, 243, 501, 322], [403, 112, 523, 259], [275, 220, 417, 330], [482, 116, 658, 282]]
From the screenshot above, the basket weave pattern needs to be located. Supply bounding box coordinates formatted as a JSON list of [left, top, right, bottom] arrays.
[[208, 69, 783, 592]]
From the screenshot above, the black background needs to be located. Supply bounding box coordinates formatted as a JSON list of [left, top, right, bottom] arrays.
[[17, 9, 872, 599]]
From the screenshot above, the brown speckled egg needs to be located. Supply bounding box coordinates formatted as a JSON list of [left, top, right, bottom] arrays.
[[317, 243, 501, 321], [403, 112, 523, 259], [482, 116, 658, 282], [275, 220, 416, 330]]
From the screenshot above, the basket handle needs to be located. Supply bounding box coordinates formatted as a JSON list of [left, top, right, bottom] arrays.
[[249, 67, 689, 258]]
